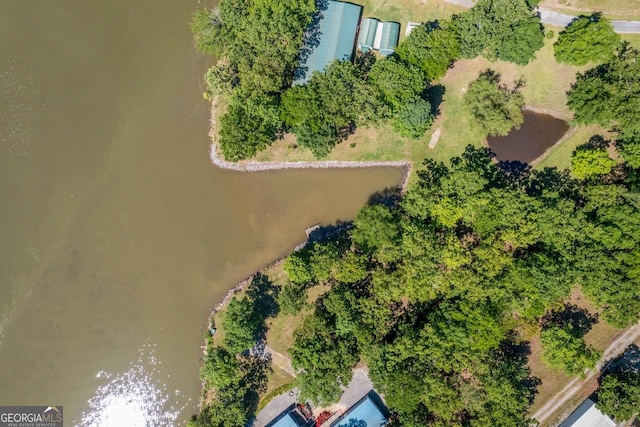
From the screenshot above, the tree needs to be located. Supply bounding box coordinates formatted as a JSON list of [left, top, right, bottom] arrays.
[[334, 251, 368, 284], [199, 346, 239, 390], [284, 248, 314, 285], [571, 145, 616, 180], [192, 0, 318, 160], [290, 313, 358, 405], [309, 241, 341, 283], [392, 98, 434, 139], [190, 7, 226, 55], [277, 282, 307, 315], [597, 369, 640, 422], [616, 134, 640, 169], [351, 204, 402, 264], [279, 144, 640, 425], [368, 58, 427, 111], [222, 297, 261, 353], [453, 0, 544, 65], [395, 22, 460, 80], [464, 71, 525, 136], [554, 13, 620, 66], [539, 325, 601, 376], [218, 99, 278, 161], [281, 60, 384, 158], [203, 63, 237, 99], [567, 44, 640, 136]]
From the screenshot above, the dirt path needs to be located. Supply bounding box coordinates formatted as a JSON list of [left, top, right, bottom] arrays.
[[265, 344, 296, 377], [531, 322, 640, 424]]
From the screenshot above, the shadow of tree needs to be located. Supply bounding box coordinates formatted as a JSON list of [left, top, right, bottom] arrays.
[[241, 342, 272, 420], [498, 337, 541, 405], [367, 186, 402, 207], [497, 160, 532, 188], [307, 220, 352, 244], [343, 419, 367, 427], [600, 344, 640, 380], [246, 273, 280, 330], [541, 303, 598, 337], [424, 84, 445, 117], [294, 0, 330, 82]]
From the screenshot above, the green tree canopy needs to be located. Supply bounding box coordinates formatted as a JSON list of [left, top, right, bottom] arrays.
[[393, 98, 434, 139], [454, 0, 544, 64], [540, 325, 601, 376], [597, 369, 640, 422], [222, 297, 262, 353], [616, 134, 640, 169], [464, 71, 525, 136], [192, 0, 317, 160], [571, 144, 616, 180], [281, 60, 385, 158], [368, 58, 427, 111], [395, 21, 461, 80], [290, 310, 359, 405], [568, 44, 640, 136], [281, 145, 640, 423], [554, 13, 620, 66], [190, 7, 226, 55], [203, 62, 238, 100], [277, 282, 307, 315]]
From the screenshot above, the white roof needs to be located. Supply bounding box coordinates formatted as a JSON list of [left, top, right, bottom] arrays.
[[558, 399, 616, 427]]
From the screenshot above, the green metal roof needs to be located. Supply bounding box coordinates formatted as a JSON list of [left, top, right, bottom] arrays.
[[294, 1, 362, 85], [379, 22, 400, 56], [358, 18, 380, 52]]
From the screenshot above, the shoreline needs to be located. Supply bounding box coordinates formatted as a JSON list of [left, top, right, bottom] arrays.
[[204, 96, 413, 324], [207, 98, 413, 193]]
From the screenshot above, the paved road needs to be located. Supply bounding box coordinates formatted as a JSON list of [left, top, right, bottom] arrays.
[[611, 20, 640, 34], [531, 322, 640, 425], [538, 9, 575, 27], [442, 0, 640, 34]]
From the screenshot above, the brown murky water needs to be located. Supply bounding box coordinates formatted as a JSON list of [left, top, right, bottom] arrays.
[[0, 0, 403, 424], [487, 111, 569, 163]]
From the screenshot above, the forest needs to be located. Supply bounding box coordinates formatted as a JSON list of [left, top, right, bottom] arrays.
[[192, 133, 640, 425]]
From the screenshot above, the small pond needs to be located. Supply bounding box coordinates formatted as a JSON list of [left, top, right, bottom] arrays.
[[487, 111, 569, 163]]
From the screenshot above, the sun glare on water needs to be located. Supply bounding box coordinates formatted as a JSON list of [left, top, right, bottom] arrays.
[[78, 343, 190, 427]]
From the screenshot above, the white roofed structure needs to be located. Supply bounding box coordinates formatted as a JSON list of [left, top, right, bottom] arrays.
[[558, 399, 616, 427]]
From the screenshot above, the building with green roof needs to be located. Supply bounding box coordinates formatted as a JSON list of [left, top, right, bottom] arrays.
[[357, 18, 401, 57], [358, 17, 380, 52], [378, 21, 400, 56], [294, 0, 363, 85]]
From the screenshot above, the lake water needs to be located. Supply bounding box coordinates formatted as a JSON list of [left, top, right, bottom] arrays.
[[0, 0, 403, 424], [487, 111, 569, 163]]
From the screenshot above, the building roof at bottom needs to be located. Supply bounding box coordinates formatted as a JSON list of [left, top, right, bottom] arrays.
[[558, 399, 616, 427], [294, 0, 362, 85], [331, 395, 387, 427]]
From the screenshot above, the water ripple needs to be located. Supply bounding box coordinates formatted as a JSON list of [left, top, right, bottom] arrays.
[[77, 342, 190, 427]]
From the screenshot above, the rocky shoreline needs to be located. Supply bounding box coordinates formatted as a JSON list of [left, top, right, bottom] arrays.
[[207, 98, 413, 192], [204, 96, 413, 346]]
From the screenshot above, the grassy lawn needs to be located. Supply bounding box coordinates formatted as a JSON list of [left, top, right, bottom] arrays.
[[352, 0, 467, 35], [265, 281, 331, 356], [535, 124, 609, 170], [539, 0, 640, 20], [621, 33, 640, 49]]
